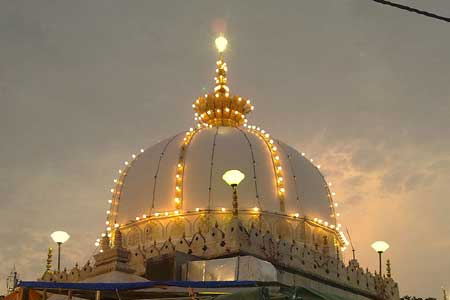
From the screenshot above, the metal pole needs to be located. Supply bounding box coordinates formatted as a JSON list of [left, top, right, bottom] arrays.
[[378, 251, 382, 275], [57, 242, 62, 272], [232, 185, 238, 216]]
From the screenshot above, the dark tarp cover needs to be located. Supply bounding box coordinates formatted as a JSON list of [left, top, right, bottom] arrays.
[[18, 280, 258, 291]]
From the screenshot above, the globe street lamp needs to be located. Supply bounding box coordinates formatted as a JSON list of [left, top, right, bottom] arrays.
[[371, 241, 390, 276], [51, 231, 70, 272], [222, 170, 245, 216]]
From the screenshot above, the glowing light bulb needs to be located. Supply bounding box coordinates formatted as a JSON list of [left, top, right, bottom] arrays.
[[215, 36, 228, 53], [164, 211, 169, 216], [253, 207, 260, 212], [195, 208, 200, 212], [221, 207, 226, 212]]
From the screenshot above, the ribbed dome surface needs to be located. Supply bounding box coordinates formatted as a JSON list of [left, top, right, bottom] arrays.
[[111, 126, 336, 226]]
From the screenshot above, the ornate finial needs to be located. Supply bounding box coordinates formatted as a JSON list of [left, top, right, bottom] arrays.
[[99, 234, 110, 253], [192, 35, 253, 127], [386, 259, 391, 278], [113, 228, 123, 249], [46, 247, 53, 273]]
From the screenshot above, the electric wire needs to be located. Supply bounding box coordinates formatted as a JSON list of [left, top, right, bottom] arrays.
[[369, 0, 450, 23]]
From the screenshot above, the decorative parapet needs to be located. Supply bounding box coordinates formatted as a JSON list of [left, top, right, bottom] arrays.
[[40, 216, 399, 300]]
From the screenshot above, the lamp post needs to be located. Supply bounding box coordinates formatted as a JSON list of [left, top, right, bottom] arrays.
[[371, 241, 389, 276], [222, 170, 245, 216], [51, 231, 70, 272]]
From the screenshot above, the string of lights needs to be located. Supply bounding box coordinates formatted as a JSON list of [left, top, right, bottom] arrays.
[[369, 0, 450, 23]]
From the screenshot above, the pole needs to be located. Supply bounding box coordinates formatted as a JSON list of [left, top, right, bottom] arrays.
[[231, 184, 238, 216], [378, 251, 382, 276], [57, 242, 62, 272]]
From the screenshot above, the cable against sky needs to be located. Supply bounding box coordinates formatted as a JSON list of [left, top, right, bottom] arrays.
[[369, 0, 450, 23]]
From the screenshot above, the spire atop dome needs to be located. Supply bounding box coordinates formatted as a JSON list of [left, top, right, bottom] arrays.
[[192, 34, 254, 127]]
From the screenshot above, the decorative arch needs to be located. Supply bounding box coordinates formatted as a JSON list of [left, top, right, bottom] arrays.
[[273, 219, 293, 241], [126, 226, 141, 247], [166, 218, 187, 239], [144, 221, 164, 242]]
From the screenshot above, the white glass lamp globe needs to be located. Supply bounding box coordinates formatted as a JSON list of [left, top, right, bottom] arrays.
[[51, 231, 70, 244], [222, 170, 245, 186], [215, 36, 228, 53], [371, 241, 390, 253]]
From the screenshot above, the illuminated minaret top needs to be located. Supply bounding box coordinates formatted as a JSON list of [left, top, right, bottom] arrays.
[[192, 35, 254, 127]]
